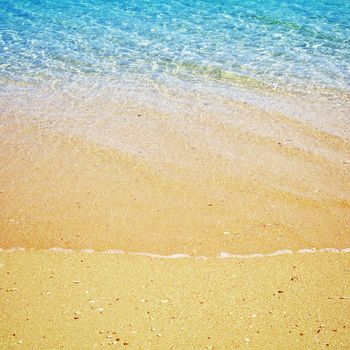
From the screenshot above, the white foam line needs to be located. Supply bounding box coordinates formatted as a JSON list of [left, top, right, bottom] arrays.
[[297, 248, 316, 253], [266, 249, 294, 256], [48, 247, 74, 253], [319, 248, 340, 253], [0, 247, 350, 258], [5, 247, 26, 252], [217, 249, 293, 259], [129, 252, 191, 259], [80, 249, 96, 253], [101, 249, 124, 254]]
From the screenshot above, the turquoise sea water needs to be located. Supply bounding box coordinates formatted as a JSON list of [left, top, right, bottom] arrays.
[[0, 0, 349, 137], [1, 0, 350, 90]]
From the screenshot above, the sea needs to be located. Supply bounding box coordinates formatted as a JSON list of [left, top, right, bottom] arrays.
[[1, 0, 349, 142]]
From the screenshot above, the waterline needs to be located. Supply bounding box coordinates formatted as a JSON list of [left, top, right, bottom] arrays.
[[1, 247, 350, 259]]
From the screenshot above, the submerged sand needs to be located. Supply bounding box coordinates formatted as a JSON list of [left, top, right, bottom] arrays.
[[1, 95, 350, 255]]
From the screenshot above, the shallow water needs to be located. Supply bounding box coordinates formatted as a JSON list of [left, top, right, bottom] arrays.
[[1, 0, 350, 255], [1, 0, 350, 127], [1, 0, 350, 89]]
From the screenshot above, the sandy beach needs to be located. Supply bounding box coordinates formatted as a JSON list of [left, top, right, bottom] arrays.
[[1, 97, 350, 348], [1, 0, 350, 347], [1, 251, 349, 349]]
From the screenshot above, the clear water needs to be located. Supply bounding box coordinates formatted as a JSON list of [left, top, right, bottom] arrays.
[[1, 0, 349, 90], [0, 0, 350, 144], [1, 0, 350, 255]]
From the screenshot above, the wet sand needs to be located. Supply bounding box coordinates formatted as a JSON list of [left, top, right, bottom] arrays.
[[1, 96, 349, 255]]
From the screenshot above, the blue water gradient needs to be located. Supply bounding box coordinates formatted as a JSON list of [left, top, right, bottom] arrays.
[[1, 0, 349, 94]]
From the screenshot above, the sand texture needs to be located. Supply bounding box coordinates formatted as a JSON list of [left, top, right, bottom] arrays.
[[1, 92, 349, 349], [0, 251, 349, 349], [1, 97, 350, 256]]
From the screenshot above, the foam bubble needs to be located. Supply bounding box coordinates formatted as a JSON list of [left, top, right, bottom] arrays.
[[243, 253, 265, 258], [297, 248, 316, 253], [101, 249, 124, 254], [129, 252, 191, 259], [48, 247, 73, 253], [218, 252, 270, 259], [165, 253, 191, 259], [319, 248, 340, 253], [80, 249, 95, 253], [266, 249, 293, 256], [217, 252, 233, 258], [6, 247, 26, 252]]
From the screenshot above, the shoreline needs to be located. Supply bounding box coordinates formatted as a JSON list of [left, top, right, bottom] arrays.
[[1, 246, 350, 259], [1, 81, 349, 350]]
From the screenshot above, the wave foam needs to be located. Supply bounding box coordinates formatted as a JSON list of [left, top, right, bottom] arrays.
[[1, 247, 349, 259]]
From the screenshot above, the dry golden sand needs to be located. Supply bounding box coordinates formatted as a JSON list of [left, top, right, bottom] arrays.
[[0, 95, 350, 348], [0, 251, 349, 349]]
